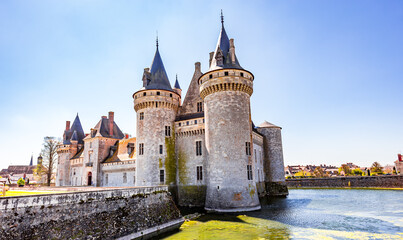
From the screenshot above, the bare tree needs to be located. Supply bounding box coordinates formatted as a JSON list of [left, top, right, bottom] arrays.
[[40, 136, 59, 186]]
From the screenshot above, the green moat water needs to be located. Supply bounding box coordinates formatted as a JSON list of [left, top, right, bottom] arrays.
[[163, 189, 403, 239]]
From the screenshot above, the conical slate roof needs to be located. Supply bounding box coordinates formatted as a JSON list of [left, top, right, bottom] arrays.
[[209, 13, 243, 71], [63, 114, 85, 144], [174, 75, 181, 89], [70, 130, 78, 141], [258, 121, 282, 129], [144, 44, 172, 91]]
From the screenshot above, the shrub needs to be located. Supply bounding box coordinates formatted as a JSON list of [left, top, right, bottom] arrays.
[[17, 178, 25, 186]]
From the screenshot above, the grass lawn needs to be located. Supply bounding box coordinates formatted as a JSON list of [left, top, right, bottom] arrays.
[[1, 190, 67, 197]]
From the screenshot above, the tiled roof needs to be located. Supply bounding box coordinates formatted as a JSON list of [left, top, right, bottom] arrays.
[[71, 147, 84, 160], [102, 138, 136, 163], [92, 118, 125, 139], [63, 114, 85, 144]]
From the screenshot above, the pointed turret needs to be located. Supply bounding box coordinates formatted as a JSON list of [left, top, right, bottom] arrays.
[[209, 11, 243, 71], [143, 39, 173, 91], [29, 155, 33, 166], [63, 114, 85, 144], [70, 130, 78, 141], [174, 74, 181, 89]]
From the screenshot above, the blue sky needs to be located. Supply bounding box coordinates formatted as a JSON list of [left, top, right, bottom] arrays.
[[0, 0, 402, 170]]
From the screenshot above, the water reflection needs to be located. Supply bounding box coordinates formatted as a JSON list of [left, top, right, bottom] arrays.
[[162, 189, 403, 239]]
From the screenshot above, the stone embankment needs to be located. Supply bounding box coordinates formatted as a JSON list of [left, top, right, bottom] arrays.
[[0, 186, 183, 239], [286, 175, 403, 188]]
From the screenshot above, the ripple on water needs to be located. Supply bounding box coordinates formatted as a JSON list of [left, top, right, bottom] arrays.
[[162, 189, 403, 240]]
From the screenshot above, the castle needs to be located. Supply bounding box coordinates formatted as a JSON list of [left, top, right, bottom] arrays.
[[56, 14, 288, 212]]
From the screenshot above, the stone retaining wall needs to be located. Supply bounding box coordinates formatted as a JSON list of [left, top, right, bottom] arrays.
[[0, 186, 183, 239], [286, 175, 403, 188]]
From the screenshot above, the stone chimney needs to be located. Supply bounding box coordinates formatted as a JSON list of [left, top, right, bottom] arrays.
[[229, 38, 236, 64], [65, 121, 70, 131], [209, 52, 214, 67], [195, 62, 201, 72], [108, 111, 114, 137]]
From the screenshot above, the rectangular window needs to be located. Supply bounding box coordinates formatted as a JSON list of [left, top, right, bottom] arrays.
[[247, 165, 253, 180], [156, 102, 158, 108], [139, 143, 144, 155], [170, 93, 172, 97], [123, 172, 127, 183], [160, 169, 165, 184], [143, 92, 146, 96], [245, 142, 251, 155], [186, 121, 189, 126], [139, 112, 144, 120], [157, 91, 160, 95], [195, 120, 197, 124], [105, 174, 108, 185], [197, 166, 203, 181], [240, 72, 244, 77], [165, 126, 171, 137], [225, 71, 228, 76], [133, 175, 136, 185], [196, 141, 202, 156], [209, 74, 212, 79], [159, 145, 163, 154], [179, 123, 181, 127], [197, 102, 203, 112]]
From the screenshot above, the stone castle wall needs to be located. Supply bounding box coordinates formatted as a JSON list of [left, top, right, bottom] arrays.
[[134, 89, 180, 186], [0, 187, 183, 239], [286, 175, 403, 188], [175, 124, 207, 207]]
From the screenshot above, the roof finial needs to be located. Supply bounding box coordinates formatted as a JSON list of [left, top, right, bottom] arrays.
[[156, 31, 159, 49], [221, 9, 224, 27]]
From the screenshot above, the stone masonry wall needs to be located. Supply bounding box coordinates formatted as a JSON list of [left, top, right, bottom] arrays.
[[286, 175, 403, 188], [203, 89, 260, 211], [0, 186, 182, 239], [175, 128, 207, 207], [257, 127, 286, 183]]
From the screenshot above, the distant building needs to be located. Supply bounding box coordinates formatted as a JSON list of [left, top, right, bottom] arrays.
[[0, 155, 37, 184], [395, 154, 403, 175]]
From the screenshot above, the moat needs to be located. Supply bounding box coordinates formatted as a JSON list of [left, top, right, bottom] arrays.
[[163, 189, 403, 239]]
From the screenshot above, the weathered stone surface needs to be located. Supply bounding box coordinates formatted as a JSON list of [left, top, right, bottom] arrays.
[[0, 187, 182, 240], [257, 127, 286, 183], [201, 69, 260, 212], [265, 181, 289, 197], [286, 175, 403, 188]]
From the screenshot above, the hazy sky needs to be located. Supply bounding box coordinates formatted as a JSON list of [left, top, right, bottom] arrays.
[[1, 0, 402, 170]]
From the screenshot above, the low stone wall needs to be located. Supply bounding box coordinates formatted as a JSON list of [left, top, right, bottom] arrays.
[[0, 186, 183, 239], [286, 175, 403, 188]]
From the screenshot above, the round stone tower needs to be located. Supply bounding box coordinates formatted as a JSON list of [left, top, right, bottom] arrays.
[[257, 121, 288, 197], [199, 15, 260, 212], [133, 42, 180, 186]]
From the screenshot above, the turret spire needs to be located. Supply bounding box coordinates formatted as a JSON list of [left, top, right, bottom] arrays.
[[156, 32, 159, 49], [221, 9, 224, 27]]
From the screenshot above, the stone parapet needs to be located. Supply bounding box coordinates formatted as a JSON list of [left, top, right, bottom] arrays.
[[199, 69, 253, 100], [0, 187, 183, 239]]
